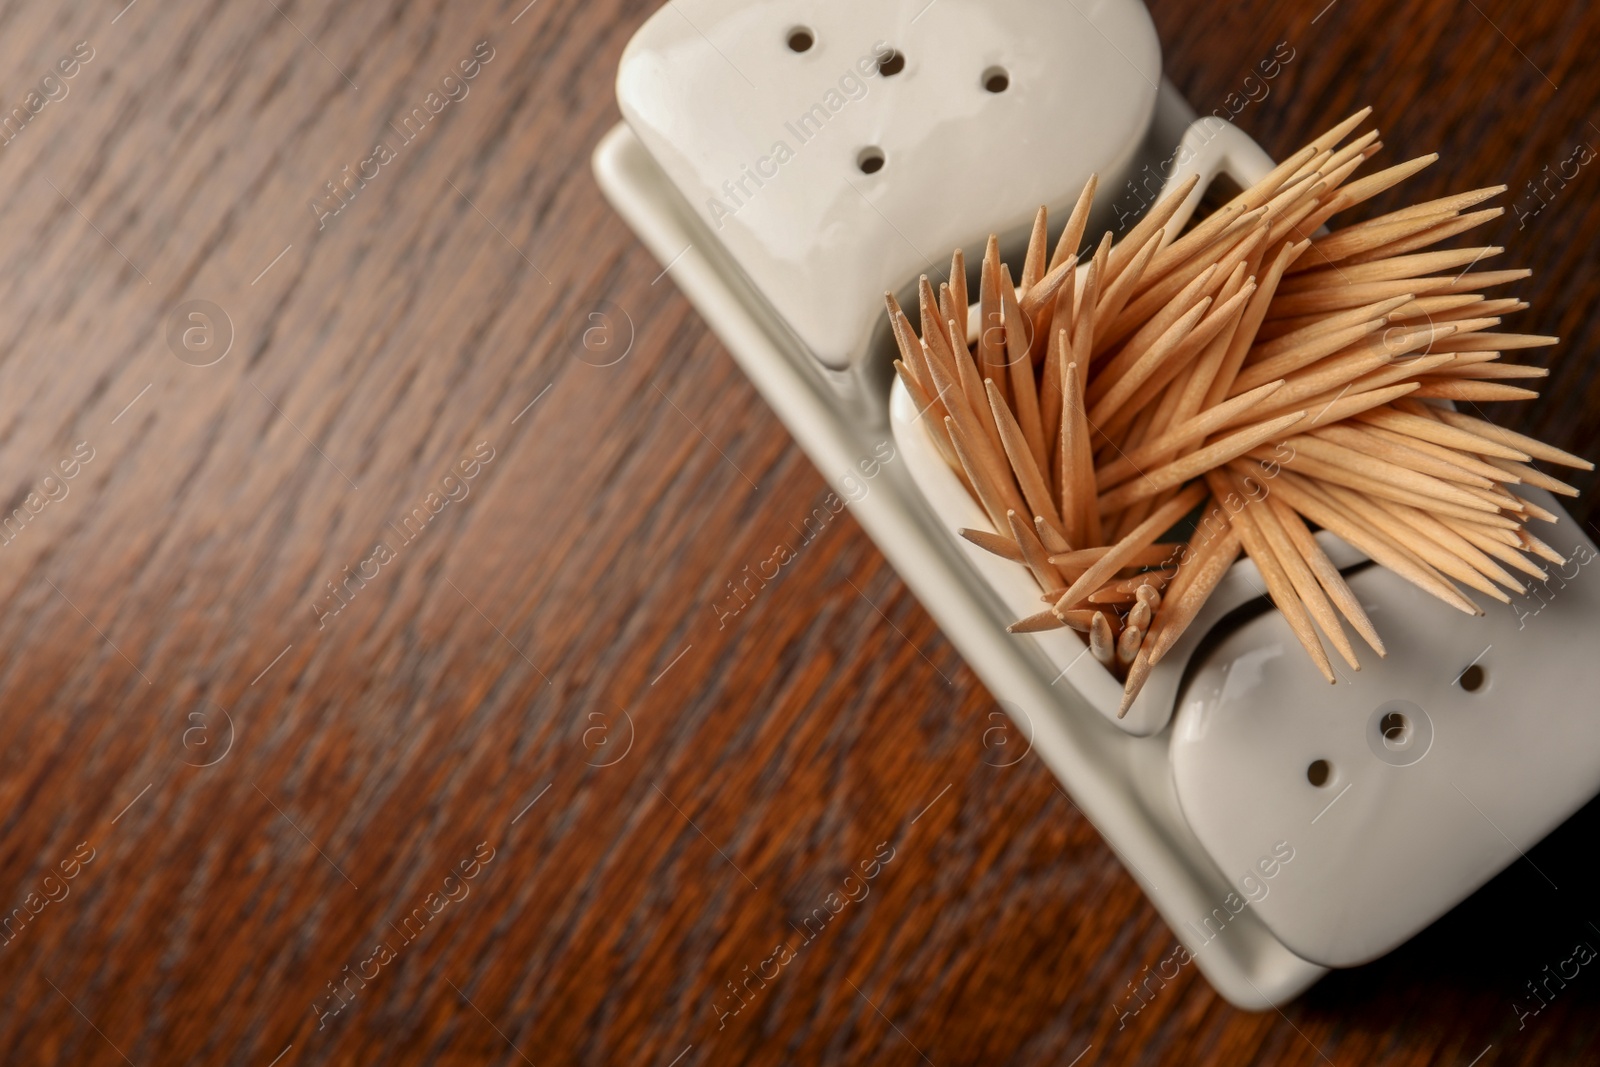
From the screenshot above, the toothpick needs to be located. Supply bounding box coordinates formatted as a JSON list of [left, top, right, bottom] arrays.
[[1144, 523, 1241, 665], [1097, 282, 1258, 438], [988, 379, 1066, 536], [1263, 468, 1481, 615], [1089, 570, 1173, 602], [1022, 206, 1049, 292], [1096, 379, 1289, 490], [1425, 298, 1528, 322], [1361, 184, 1507, 226], [960, 527, 1025, 563], [1205, 240, 1302, 407], [1089, 611, 1116, 666], [1095, 410, 1307, 514], [1503, 497, 1543, 523], [1357, 404, 1533, 462], [999, 264, 1049, 473], [1053, 483, 1208, 612], [1262, 293, 1475, 339], [1357, 494, 1513, 602], [1094, 229, 1161, 330], [1266, 275, 1454, 319], [1009, 510, 1065, 593], [1126, 598, 1152, 633], [1296, 210, 1456, 270], [1308, 106, 1375, 154], [1108, 218, 1267, 346], [1117, 623, 1144, 666], [1196, 471, 1330, 680], [886, 107, 1584, 687], [1105, 173, 1200, 286], [918, 276, 959, 376], [1410, 379, 1540, 402], [1009, 608, 1068, 633], [979, 236, 1010, 402], [1250, 294, 1415, 360], [1232, 468, 1362, 670], [1519, 528, 1567, 566], [1280, 246, 1503, 292], [949, 248, 969, 328], [1428, 268, 1532, 296], [1425, 406, 1591, 468], [1311, 424, 1496, 488], [893, 360, 961, 472], [1095, 264, 1219, 388], [1048, 542, 1182, 572], [1442, 517, 1548, 580], [1234, 317, 1389, 393], [1072, 244, 1103, 366], [1049, 174, 1098, 272], [1438, 332, 1557, 352], [1482, 457, 1579, 497], [1306, 153, 1439, 226], [1266, 437, 1514, 522], [1059, 356, 1101, 547], [1035, 515, 1072, 554], [947, 416, 1015, 532], [1343, 207, 1505, 266], [1265, 493, 1386, 655], [1357, 419, 1516, 482], [1368, 496, 1525, 594]]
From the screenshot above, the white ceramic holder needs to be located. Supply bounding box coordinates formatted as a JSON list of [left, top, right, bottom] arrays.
[[597, 0, 1600, 1008]]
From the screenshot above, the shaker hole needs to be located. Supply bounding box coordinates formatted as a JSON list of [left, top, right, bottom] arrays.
[[1380, 712, 1410, 746]]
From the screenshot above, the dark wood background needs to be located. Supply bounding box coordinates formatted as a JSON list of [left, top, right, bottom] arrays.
[[3, 0, 1599, 1063]]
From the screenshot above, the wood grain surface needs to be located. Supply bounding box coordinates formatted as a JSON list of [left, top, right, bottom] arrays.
[[2, 0, 1599, 1064]]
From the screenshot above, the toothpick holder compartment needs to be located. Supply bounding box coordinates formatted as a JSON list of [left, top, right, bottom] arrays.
[[893, 112, 1309, 737]]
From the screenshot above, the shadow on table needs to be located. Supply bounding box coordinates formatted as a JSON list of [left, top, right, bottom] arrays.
[[1301, 788, 1600, 1049]]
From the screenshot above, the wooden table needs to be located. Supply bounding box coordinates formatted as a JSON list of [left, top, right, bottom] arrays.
[[3, 0, 1598, 1063]]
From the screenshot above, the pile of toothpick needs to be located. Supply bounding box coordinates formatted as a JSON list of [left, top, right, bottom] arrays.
[[887, 107, 1592, 715]]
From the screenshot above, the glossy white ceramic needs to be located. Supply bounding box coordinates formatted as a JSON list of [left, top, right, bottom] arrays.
[[599, 0, 1600, 1010], [594, 82, 1333, 1005], [1173, 509, 1600, 967], [616, 0, 1160, 374]]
